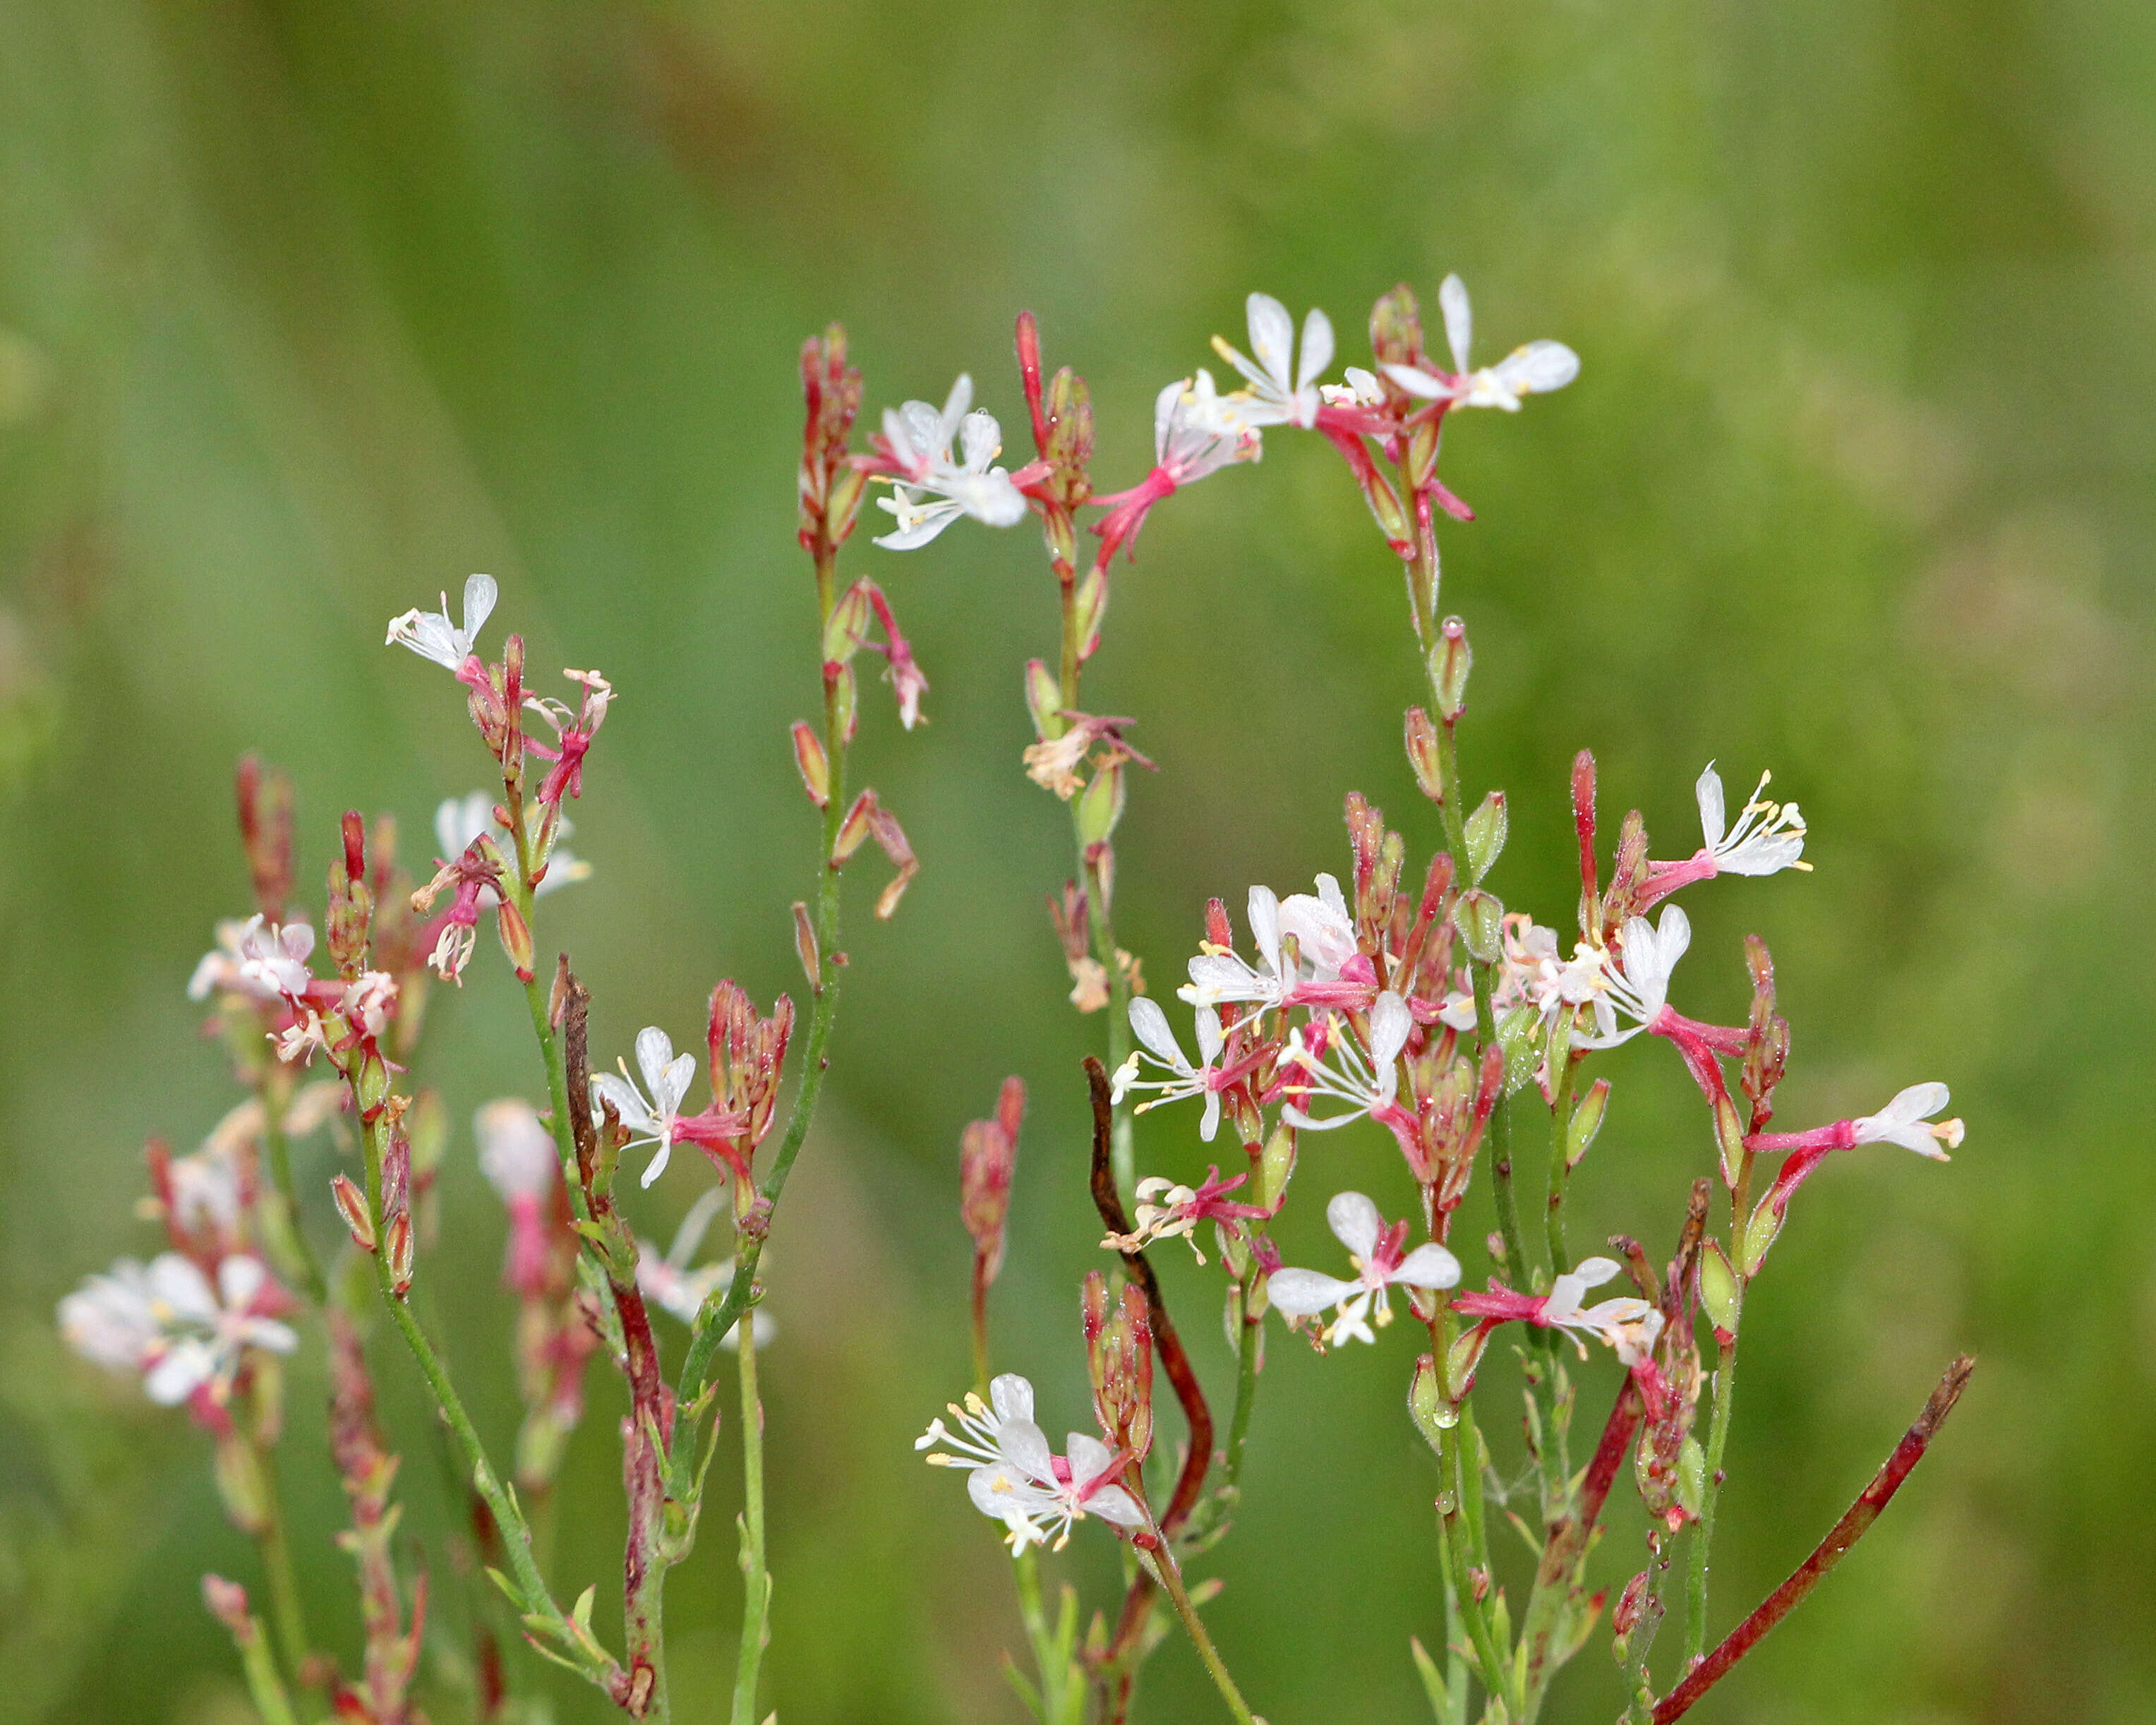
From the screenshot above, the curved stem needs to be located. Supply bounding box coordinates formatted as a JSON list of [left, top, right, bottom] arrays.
[[1222, 1265, 1263, 1493], [253, 1462, 313, 1692]]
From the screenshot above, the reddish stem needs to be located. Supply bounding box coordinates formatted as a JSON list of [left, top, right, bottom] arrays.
[[1653, 1355, 1975, 1724]]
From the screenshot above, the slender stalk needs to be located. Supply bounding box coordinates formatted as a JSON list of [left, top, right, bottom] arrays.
[[730, 1323, 769, 1725], [253, 1465, 313, 1691], [1222, 1265, 1263, 1491], [1620, 1532, 1675, 1725], [1655, 1357, 1975, 1723], [1437, 1377, 1516, 1713], [1138, 1543, 1254, 1725], [1013, 1547, 1080, 1725], [1682, 1335, 1739, 1664], [226, 1609, 301, 1725], [256, 1082, 327, 1304]]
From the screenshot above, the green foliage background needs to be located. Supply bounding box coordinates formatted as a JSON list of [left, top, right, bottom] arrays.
[[2, 1, 2152, 1721]]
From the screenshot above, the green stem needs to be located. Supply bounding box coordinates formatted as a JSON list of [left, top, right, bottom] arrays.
[[228, 1610, 301, 1725], [1139, 1543, 1255, 1725], [1013, 1547, 1079, 1725], [1223, 1266, 1264, 1492], [1437, 1380, 1515, 1713], [1622, 1533, 1674, 1724], [730, 1322, 769, 1725], [1543, 1018, 1580, 1278], [1684, 1338, 1739, 1662], [253, 1462, 313, 1692], [257, 1081, 327, 1305]]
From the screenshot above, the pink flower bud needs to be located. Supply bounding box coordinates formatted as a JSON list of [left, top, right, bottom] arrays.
[[1083, 1273, 1153, 1467], [202, 1573, 253, 1638], [386, 1211, 414, 1295], [790, 721, 830, 807], [331, 1173, 376, 1251]]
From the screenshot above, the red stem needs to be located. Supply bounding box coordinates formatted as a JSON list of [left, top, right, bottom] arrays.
[[1653, 1355, 1975, 1723]]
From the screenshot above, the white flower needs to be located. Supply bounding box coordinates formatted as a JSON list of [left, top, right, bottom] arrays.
[[1110, 998, 1226, 1140], [1279, 991, 1414, 1132], [476, 1098, 558, 1201], [1852, 1083, 1963, 1161], [1579, 909, 1691, 1048], [1212, 292, 1335, 429], [339, 970, 399, 1040], [1183, 873, 1369, 1014], [1151, 370, 1260, 483], [434, 793, 589, 896], [634, 1187, 774, 1348], [1265, 1191, 1461, 1347], [190, 915, 317, 1004], [872, 375, 1028, 550], [1383, 275, 1579, 411], [58, 1260, 162, 1374], [387, 572, 498, 671], [1537, 1256, 1664, 1366], [590, 1026, 697, 1188], [1694, 764, 1809, 877], [61, 1253, 298, 1406], [917, 1374, 1146, 1553], [1319, 366, 1386, 409], [1276, 872, 1360, 975]]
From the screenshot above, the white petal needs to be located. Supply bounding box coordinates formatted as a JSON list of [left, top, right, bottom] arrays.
[[1245, 294, 1295, 388], [461, 572, 499, 642], [147, 1254, 218, 1324], [243, 1317, 300, 1355], [1325, 1191, 1385, 1260], [1296, 306, 1335, 392], [1199, 1090, 1222, 1142], [1152, 378, 1186, 464], [1194, 1009, 1223, 1066], [1316, 873, 1348, 921], [658, 1052, 697, 1115], [1128, 997, 1184, 1067], [946, 468, 1028, 527], [1264, 1268, 1356, 1317], [1541, 1273, 1587, 1323], [1066, 1432, 1116, 1482], [1570, 1255, 1622, 1290], [1369, 992, 1413, 1066], [217, 1255, 267, 1311], [1246, 884, 1282, 970], [144, 1342, 212, 1405], [989, 1373, 1035, 1424], [958, 410, 1002, 474], [1381, 362, 1450, 399], [633, 1027, 677, 1095], [872, 496, 965, 551], [939, 374, 974, 444], [1084, 1484, 1148, 1527], [1492, 340, 1579, 397], [1391, 1243, 1462, 1290], [1695, 763, 1727, 853], [999, 1416, 1055, 1484], [968, 1462, 1039, 1520], [1438, 274, 1473, 374], [640, 1141, 673, 1188], [1874, 1082, 1949, 1130], [590, 1072, 656, 1135]]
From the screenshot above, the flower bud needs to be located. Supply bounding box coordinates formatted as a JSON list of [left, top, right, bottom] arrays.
[[821, 580, 872, 668], [829, 660, 858, 743], [1406, 416, 1442, 493], [1494, 1002, 1542, 1095], [1431, 617, 1471, 721], [1565, 1078, 1611, 1170], [1445, 1322, 1491, 1402], [201, 1574, 253, 1639], [1612, 1570, 1649, 1647], [831, 791, 877, 863], [1083, 1274, 1153, 1465], [1452, 889, 1502, 965], [960, 1085, 1020, 1286], [331, 1172, 376, 1251], [1071, 566, 1109, 661], [212, 1434, 271, 1534], [1714, 1088, 1746, 1188], [386, 1210, 415, 1295], [1024, 659, 1064, 742], [1369, 283, 1424, 371], [1464, 790, 1507, 884], [1697, 1240, 1740, 1340], [1740, 1194, 1784, 1278], [1044, 366, 1095, 479], [236, 755, 295, 922], [1408, 1352, 1447, 1454], [1075, 758, 1125, 848], [495, 894, 534, 982], [1253, 1121, 1298, 1211], [790, 721, 830, 807], [1404, 707, 1444, 802], [824, 464, 867, 544], [1361, 469, 1411, 547], [792, 901, 821, 991]]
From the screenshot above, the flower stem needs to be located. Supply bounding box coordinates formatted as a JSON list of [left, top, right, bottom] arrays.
[[1138, 1542, 1255, 1725], [730, 1320, 770, 1725], [1222, 1264, 1264, 1493], [1683, 1334, 1739, 1663], [253, 1458, 313, 1692], [1543, 1018, 1580, 1278], [256, 1081, 326, 1305], [224, 1606, 301, 1725]]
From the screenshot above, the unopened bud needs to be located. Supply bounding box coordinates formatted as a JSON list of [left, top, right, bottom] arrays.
[[1740, 1194, 1784, 1278], [236, 755, 296, 922], [1698, 1240, 1740, 1340], [1024, 659, 1064, 741], [821, 580, 872, 668], [1464, 790, 1507, 884], [1075, 759, 1125, 848], [386, 1210, 415, 1295], [1431, 617, 1471, 721], [825, 465, 867, 543], [831, 791, 877, 864], [1404, 707, 1444, 802], [1446, 1323, 1491, 1402], [1451, 889, 1502, 965], [1253, 1121, 1298, 1211], [1045, 366, 1095, 476], [1714, 1089, 1746, 1188], [791, 721, 830, 807], [1406, 416, 1442, 492], [202, 1574, 253, 1638], [1408, 1352, 1447, 1453], [1368, 283, 1424, 370], [1677, 1436, 1708, 1519], [1494, 1002, 1542, 1095], [829, 660, 858, 743], [212, 1434, 270, 1534], [407, 1086, 447, 1178], [1362, 469, 1410, 547], [495, 895, 534, 982], [1613, 1570, 1649, 1642], [331, 1173, 376, 1251], [960, 1104, 1017, 1286], [792, 900, 822, 991], [1071, 566, 1108, 661], [1084, 1274, 1153, 1465], [1565, 1078, 1611, 1169]]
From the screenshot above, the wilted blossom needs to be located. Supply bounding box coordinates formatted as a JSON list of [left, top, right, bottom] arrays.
[[385, 572, 498, 675], [1102, 1166, 1269, 1264], [1382, 274, 1580, 411], [917, 1373, 1145, 1553], [1090, 371, 1260, 566], [434, 793, 589, 898], [1263, 1192, 1459, 1349]]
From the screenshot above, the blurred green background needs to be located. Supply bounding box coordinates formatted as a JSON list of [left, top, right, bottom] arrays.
[[3, 1, 2152, 1721]]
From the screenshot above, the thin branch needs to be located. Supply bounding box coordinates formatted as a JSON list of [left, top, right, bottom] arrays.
[[1653, 1354, 1976, 1724]]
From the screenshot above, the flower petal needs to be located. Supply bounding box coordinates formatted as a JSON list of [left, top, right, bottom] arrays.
[[1325, 1190, 1385, 1260], [1128, 997, 1184, 1067], [461, 572, 499, 642], [1695, 762, 1726, 853], [1492, 340, 1579, 397], [989, 1374, 1036, 1425], [1084, 1484, 1148, 1527], [1570, 1255, 1622, 1290], [1368, 991, 1413, 1067], [1244, 293, 1294, 389], [1392, 1242, 1462, 1290], [1296, 306, 1335, 392], [1264, 1268, 1356, 1317], [1438, 274, 1473, 374]]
